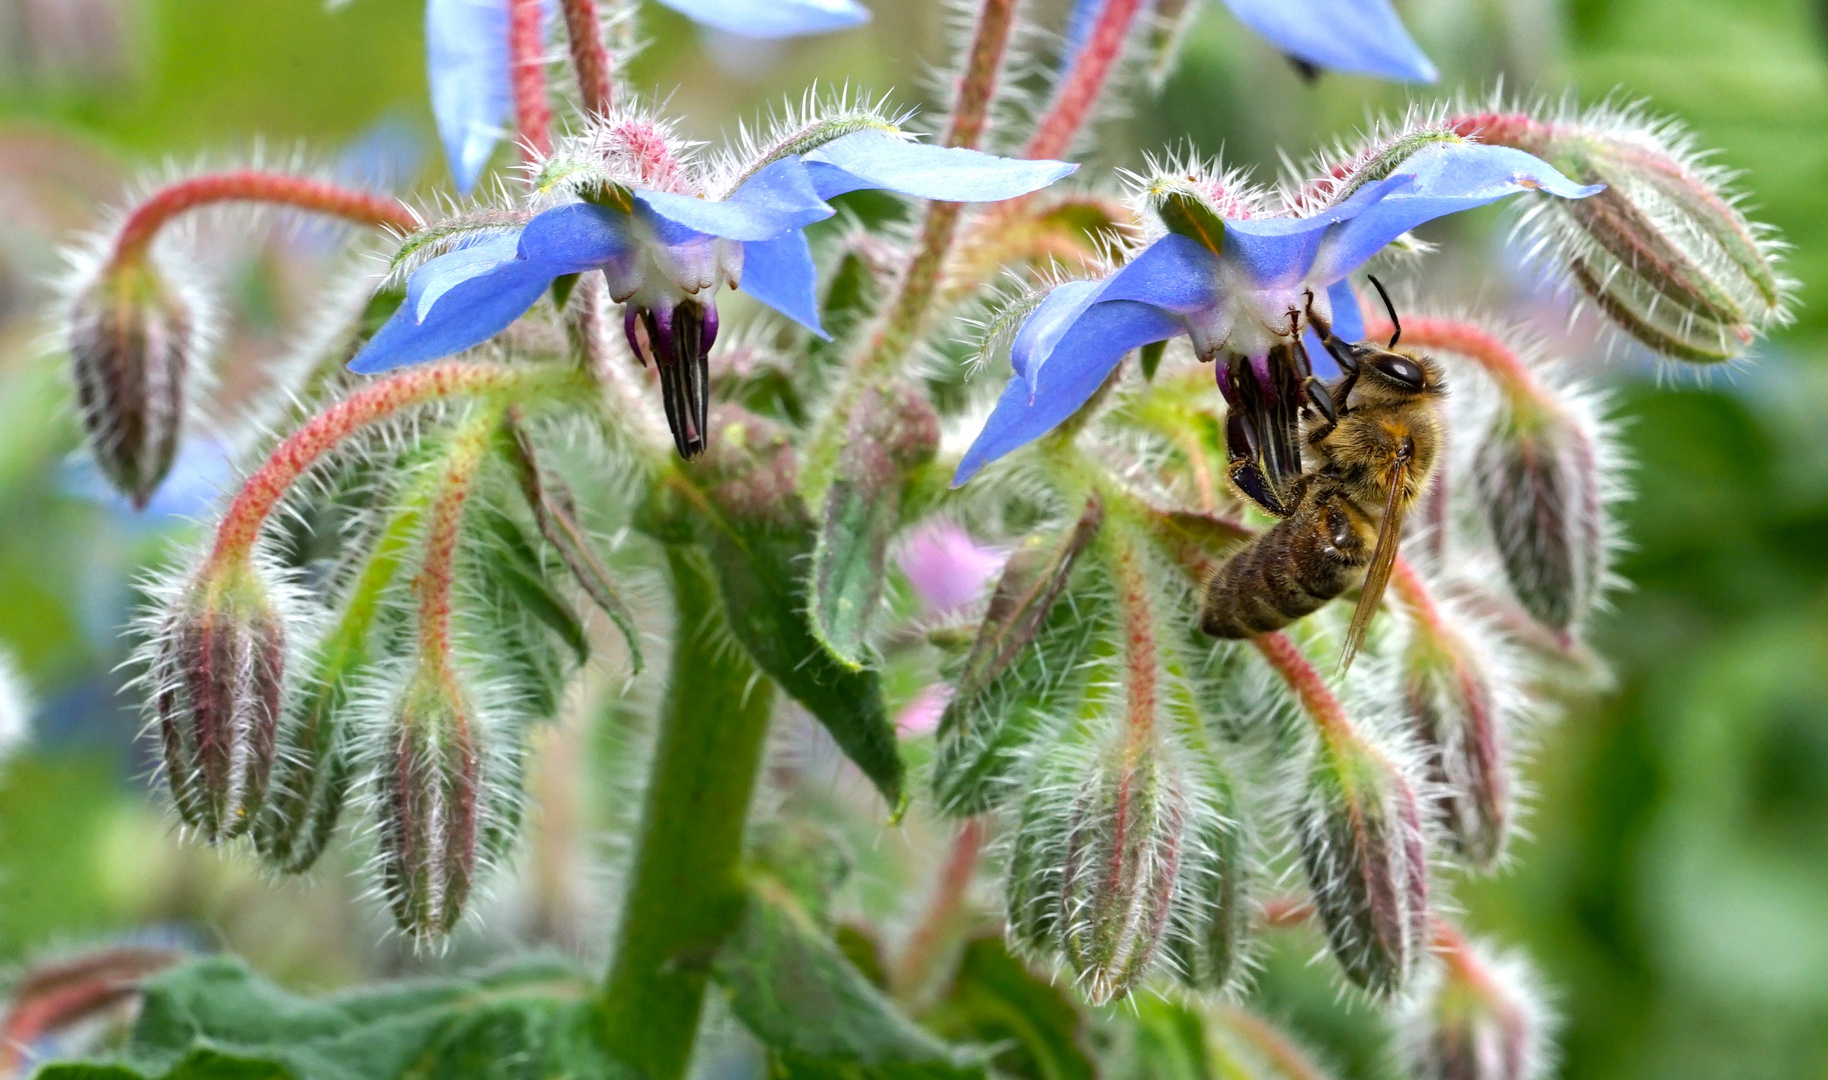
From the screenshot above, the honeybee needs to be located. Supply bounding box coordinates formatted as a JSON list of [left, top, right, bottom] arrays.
[[1201, 282, 1444, 669]]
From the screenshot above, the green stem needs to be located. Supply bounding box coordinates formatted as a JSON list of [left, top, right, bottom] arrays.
[[597, 545, 775, 1078]]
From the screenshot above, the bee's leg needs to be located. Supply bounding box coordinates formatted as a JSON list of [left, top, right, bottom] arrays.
[[1303, 291, 1361, 403], [1226, 412, 1293, 517], [1304, 376, 1339, 444]]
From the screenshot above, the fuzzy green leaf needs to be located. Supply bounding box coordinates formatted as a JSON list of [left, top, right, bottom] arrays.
[[34, 956, 627, 1080], [921, 938, 1095, 1080], [713, 879, 986, 1079]]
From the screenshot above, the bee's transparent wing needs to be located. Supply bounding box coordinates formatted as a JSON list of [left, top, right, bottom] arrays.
[[1339, 459, 1410, 672]]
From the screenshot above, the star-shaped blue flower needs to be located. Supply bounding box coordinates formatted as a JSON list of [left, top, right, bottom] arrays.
[[426, 0, 872, 196], [351, 130, 1074, 456], [954, 140, 1603, 486], [1062, 0, 1436, 84]]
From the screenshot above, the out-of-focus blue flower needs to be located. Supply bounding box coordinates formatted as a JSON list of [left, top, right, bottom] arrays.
[[351, 130, 1073, 457], [426, 0, 870, 194], [426, 0, 551, 195], [1061, 0, 1436, 83], [654, 0, 869, 38], [63, 437, 233, 524], [955, 141, 1602, 485]]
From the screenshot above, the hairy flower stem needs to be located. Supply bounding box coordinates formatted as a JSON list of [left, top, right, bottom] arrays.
[[110, 172, 418, 269], [415, 408, 501, 666], [559, 0, 615, 118], [207, 363, 584, 572], [1026, 0, 1145, 160], [891, 816, 987, 1000], [1253, 631, 1353, 744], [597, 546, 775, 1079], [802, 0, 1017, 501], [509, 0, 554, 160]]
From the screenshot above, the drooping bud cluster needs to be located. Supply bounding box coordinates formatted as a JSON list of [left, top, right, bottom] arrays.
[[1397, 571, 1518, 868], [1456, 104, 1792, 362], [65, 255, 202, 509], [1295, 721, 1431, 997], [1400, 926, 1553, 1080], [372, 665, 488, 943], [148, 556, 290, 844], [1472, 363, 1617, 636]]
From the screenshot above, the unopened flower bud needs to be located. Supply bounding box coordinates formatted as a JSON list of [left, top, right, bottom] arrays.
[[1161, 756, 1252, 994], [1473, 393, 1609, 634], [1465, 108, 1791, 362], [1055, 740, 1188, 1004], [152, 558, 287, 843], [374, 667, 486, 943], [66, 257, 199, 509], [1297, 729, 1430, 996], [1402, 928, 1552, 1080], [1403, 603, 1512, 869]]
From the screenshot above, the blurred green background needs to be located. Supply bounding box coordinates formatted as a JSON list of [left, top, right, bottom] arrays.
[[0, 0, 1825, 1077]]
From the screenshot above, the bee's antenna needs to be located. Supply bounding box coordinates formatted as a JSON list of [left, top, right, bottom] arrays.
[[1367, 275, 1401, 348]]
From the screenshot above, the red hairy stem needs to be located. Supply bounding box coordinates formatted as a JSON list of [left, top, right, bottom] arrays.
[[111, 172, 418, 267], [1253, 632, 1352, 743], [859, 0, 1018, 374], [891, 817, 988, 998], [1446, 112, 1552, 152], [1258, 894, 1316, 929], [560, 0, 615, 118], [1025, 0, 1145, 160], [1364, 314, 1549, 410], [414, 411, 500, 665], [0, 948, 180, 1074], [207, 363, 579, 571], [1112, 534, 1160, 754], [1217, 1006, 1334, 1080], [509, 0, 555, 159]]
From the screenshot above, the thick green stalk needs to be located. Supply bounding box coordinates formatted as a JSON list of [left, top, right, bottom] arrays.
[[597, 546, 775, 1078]]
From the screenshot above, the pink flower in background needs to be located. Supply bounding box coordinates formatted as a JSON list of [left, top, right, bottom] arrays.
[[894, 683, 952, 738], [898, 521, 1005, 614]]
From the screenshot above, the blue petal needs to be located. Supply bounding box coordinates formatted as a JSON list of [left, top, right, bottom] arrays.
[[1096, 233, 1223, 314], [1010, 280, 1103, 385], [955, 301, 1183, 485], [411, 234, 520, 319], [351, 260, 554, 374], [801, 131, 1077, 202], [1221, 0, 1437, 82], [1060, 0, 1104, 71], [426, 0, 512, 194], [739, 230, 827, 336], [634, 157, 833, 241], [1327, 277, 1364, 343], [1221, 142, 1601, 289], [653, 0, 869, 38], [350, 204, 631, 374]]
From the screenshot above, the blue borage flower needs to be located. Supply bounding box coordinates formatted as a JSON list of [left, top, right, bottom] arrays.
[[426, 0, 871, 195], [351, 112, 1074, 457], [1062, 0, 1437, 84], [953, 136, 1603, 488]]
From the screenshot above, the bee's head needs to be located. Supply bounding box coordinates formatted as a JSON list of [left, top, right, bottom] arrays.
[[1350, 344, 1444, 401]]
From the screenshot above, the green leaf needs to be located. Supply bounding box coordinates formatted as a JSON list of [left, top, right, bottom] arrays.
[[809, 381, 939, 670], [504, 418, 645, 671], [34, 956, 626, 1080], [477, 507, 590, 664], [676, 412, 905, 809], [713, 878, 985, 1079], [922, 938, 1095, 1080]]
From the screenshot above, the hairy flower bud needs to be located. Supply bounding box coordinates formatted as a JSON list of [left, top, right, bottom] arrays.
[[374, 666, 486, 944], [1054, 737, 1188, 1004], [66, 257, 200, 508], [1296, 728, 1430, 996], [1402, 929, 1552, 1080], [1464, 107, 1791, 362], [1473, 391, 1610, 634], [151, 557, 288, 843], [1403, 602, 1512, 869]]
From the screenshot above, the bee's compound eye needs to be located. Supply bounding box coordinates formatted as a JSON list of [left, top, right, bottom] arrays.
[[1372, 353, 1426, 389]]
